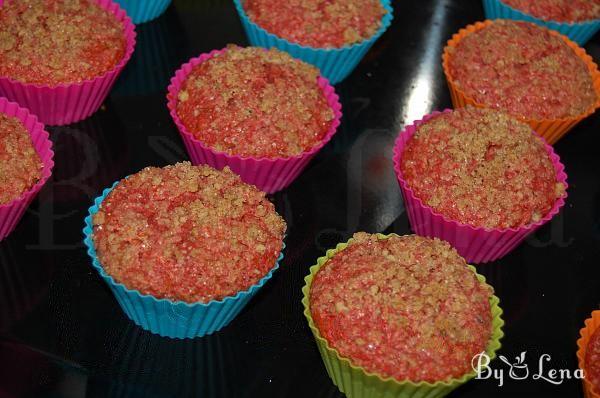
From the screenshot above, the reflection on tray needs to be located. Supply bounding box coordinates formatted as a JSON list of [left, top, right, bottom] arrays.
[[97, 324, 242, 398], [0, 241, 53, 332], [476, 261, 528, 326], [0, 340, 87, 398], [112, 6, 187, 97], [174, 0, 230, 11], [47, 115, 130, 205]]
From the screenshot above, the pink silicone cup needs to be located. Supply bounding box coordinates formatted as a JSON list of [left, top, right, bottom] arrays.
[[166, 48, 342, 194], [0, 0, 136, 126], [392, 109, 568, 264], [0, 97, 55, 241]]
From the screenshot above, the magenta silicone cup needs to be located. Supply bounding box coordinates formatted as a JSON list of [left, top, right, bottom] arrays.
[[0, 0, 136, 126], [0, 97, 55, 241], [392, 109, 568, 264], [166, 48, 342, 194]]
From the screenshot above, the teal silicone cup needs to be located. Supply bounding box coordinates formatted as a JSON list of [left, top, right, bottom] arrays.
[[83, 181, 285, 339], [233, 0, 394, 84], [114, 0, 172, 24], [482, 0, 600, 45]]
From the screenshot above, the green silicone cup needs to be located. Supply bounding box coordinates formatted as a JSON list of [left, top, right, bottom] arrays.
[[301, 233, 505, 398]]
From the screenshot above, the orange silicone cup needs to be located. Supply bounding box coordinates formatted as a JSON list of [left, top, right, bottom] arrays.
[[442, 20, 600, 145], [577, 310, 600, 398]]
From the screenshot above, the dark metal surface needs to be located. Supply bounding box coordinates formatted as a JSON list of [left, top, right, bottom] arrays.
[[1, 0, 599, 397]]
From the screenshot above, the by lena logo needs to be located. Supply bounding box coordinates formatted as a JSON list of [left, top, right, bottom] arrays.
[[472, 351, 584, 387]]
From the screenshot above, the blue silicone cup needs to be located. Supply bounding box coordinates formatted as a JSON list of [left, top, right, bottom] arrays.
[[482, 0, 600, 45], [233, 0, 394, 84], [83, 181, 285, 339], [114, 0, 172, 24]]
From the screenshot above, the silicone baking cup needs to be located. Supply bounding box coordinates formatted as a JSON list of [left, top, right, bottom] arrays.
[[482, 0, 600, 45], [577, 310, 600, 398], [0, 0, 136, 126], [301, 233, 504, 398], [392, 109, 568, 264], [0, 97, 54, 241], [442, 20, 600, 145], [167, 48, 342, 194], [83, 181, 285, 339], [232, 0, 394, 84], [114, 0, 171, 24]]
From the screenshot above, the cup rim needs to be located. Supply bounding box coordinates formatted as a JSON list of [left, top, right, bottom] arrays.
[[392, 108, 569, 234], [166, 46, 343, 163], [0, 97, 54, 211], [301, 232, 505, 388], [0, 0, 137, 90], [232, 0, 394, 52], [83, 179, 286, 309], [441, 19, 600, 125]]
